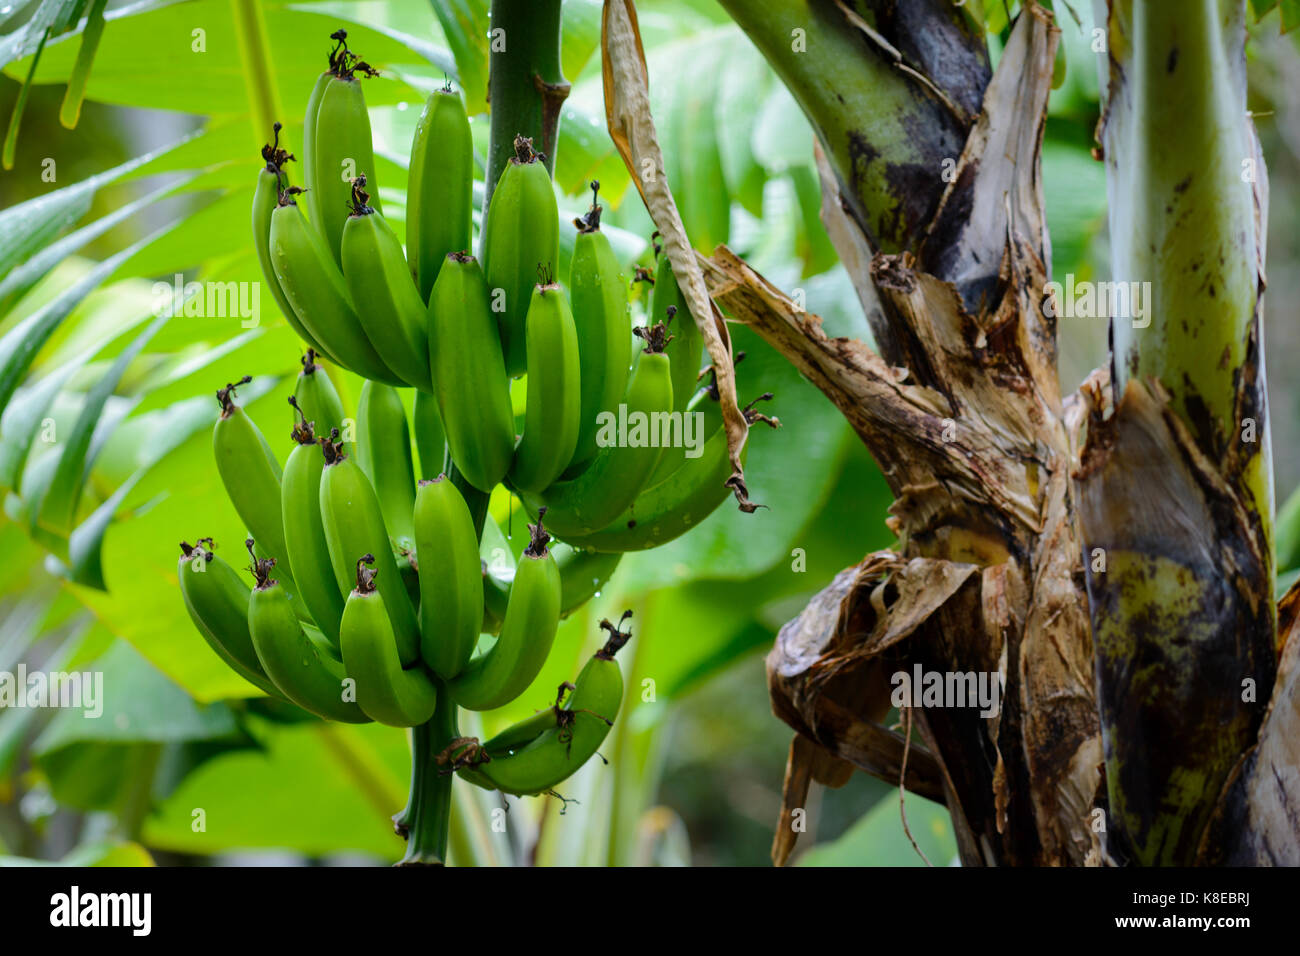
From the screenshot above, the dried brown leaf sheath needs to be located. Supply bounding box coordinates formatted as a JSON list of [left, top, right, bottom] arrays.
[[601, 0, 753, 508]]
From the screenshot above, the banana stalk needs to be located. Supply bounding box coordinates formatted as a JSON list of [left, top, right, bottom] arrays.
[[1076, 0, 1275, 865], [483, 0, 569, 210]]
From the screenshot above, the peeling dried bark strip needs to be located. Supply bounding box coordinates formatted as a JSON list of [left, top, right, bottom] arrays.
[[1018, 459, 1102, 865], [766, 564, 946, 798], [917, 1, 1057, 315], [600, 0, 754, 508]]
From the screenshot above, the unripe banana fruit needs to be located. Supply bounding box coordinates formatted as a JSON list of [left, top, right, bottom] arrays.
[[340, 555, 438, 727], [177, 539, 282, 698], [448, 613, 631, 796], [252, 125, 333, 360], [281, 399, 346, 648], [508, 280, 581, 494], [304, 31, 381, 266], [652, 250, 705, 416], [516, 330, 674, 539], [318, 431, 420, 667], [427, 253, 515, 493], [480, 135, 560, 378], [407, 84, 473, 302], [414, 476, 483, 680], [269, 195, 401, 386], [449, 510, 561, 711], [355, 379, 417, 552], [292, 350, 347, 453], [247, 543, 369, 723], [567, 181, 631, 474], [341, 175, 430, 390]]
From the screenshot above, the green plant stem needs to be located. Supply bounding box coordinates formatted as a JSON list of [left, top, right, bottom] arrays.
[[484, 0, 569, 206], [399, 684, 457, 865], [2, 29, 47, 171], [714, 0, 979, 254], [231, 0, 285, 151]]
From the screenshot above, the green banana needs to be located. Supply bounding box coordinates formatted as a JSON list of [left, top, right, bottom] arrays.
[[339, 555, 438, 727], [304, 31, 381, 266], [508, 280, 581, 494], [292, 350, 347, 450], [567, 395, 777, 553], [407, 84, 473, 302], [341, 175, 430, 389], [177, 539, 282, 698], [411, 389, 447, 479], [212, 376, 288, 568], [652, 250, 704, 416], [449, 511, 561, 711], [269, 195, 402, 386], [483, 540, 621, 631], [451, 613, 631, 795], [247, 544, 369, 723], [567, 181, 631, 473], [252, 126, 333, 360], [414, 476, 483, 680], [480, 135, 559, 377], [427, 252, 515, 492], [355, 379, 417, 551], [318, 432, 420, 667], [281, 399, 346, 648], [516, 338, 674, 539], [300, 31, 345, 228]]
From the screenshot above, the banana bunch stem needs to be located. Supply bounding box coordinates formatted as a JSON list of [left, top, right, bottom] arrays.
[[483, 0, 569, 209], [398, 686, 457, 866]]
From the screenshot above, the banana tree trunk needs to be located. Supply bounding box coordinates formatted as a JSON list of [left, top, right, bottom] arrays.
[[1076, 0, 1276, 865], [691, 0, 1297, 865]]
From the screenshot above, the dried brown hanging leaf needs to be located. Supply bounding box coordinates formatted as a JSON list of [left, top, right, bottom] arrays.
[[600, 0, 756, 509]]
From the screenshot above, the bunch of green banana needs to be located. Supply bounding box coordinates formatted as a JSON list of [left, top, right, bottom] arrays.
[[445, 613, 631, 796], [184, 25, 789, 847], [480, 135, 560, 377]]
